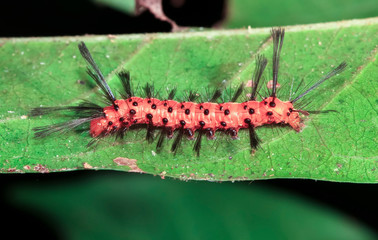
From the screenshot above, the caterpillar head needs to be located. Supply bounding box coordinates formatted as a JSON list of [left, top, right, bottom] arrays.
[[260, 97, 304, 131], [89, 99, 134, 138]]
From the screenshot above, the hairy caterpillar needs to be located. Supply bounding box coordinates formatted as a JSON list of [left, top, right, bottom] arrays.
[[31, 28, 347, 156]]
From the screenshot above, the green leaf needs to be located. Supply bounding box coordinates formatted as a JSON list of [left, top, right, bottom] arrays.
[[0, 18, 377, 183]]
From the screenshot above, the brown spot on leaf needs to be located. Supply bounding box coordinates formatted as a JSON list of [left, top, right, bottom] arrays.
[[113, 157, 144, 173], [160, 171, 167, 179], [135, 0, 181, 31], [34, 164, 49, 173], [83, 162, 93, 169]]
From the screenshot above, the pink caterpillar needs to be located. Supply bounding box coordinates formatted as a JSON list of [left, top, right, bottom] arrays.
[[31, 28, 347, 155]]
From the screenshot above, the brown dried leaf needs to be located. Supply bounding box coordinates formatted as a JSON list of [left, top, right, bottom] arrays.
[[135, 0, 181, 31]]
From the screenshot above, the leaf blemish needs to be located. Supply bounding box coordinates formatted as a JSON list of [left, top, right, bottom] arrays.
[[83, 162, 93, 169], [34, 164, 49, 173], [113, 157, 144, 173]]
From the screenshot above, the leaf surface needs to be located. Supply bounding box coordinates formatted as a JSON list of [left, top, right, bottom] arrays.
[[0, 18, 377, 182]]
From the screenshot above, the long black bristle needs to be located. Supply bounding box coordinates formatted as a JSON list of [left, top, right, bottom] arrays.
[[193, 129, 204, 157], [30, 107, 66, 117], [290, 78, 305, 101], [33, 117, 94, 139], [271, 28, 285, 98], [291, 62, 347, 103], [156, 128, 168, 153], [116, 126, 128, 140], [144, 83, 154, 99], [187, 90, 198, 102], [250, 55, 268, 100], [30, 101, 104, 118], [231, 83, 244, 102], [31, 101, 104, 139], [78, 42, 117, 109], [248, 124, 260, 150], [307, 110, 338, 114], [117, 70, 133, 99], [171, 127, 184, 154], [168, 88, 177, 100], [210, 89, 222, 102], [146, 123, 155, 143]]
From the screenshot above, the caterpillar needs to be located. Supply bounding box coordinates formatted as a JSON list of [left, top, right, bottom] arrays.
[[31, 28, 347, 156]]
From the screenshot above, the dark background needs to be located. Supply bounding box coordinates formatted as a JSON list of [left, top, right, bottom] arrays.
[[0, 0, 376, 238], [1, 172, 377, 239], [0, 0, 225, 37]]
